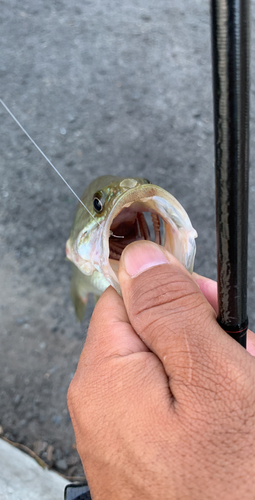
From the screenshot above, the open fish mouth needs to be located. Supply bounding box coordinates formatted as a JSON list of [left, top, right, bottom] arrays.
[[109, 206, 162, 260], [101, 184, 197, 294], [66, 176, 198, 317]]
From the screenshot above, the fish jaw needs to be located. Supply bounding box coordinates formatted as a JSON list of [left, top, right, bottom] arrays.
[[152, 195, 197, 272], [66, 222, 105, 276], [100, 185, 197, 294], [66, 183, 197, 296]]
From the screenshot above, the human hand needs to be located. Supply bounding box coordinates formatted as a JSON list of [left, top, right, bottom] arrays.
[[192, 272, 255, 356], [68, 241, 255, 500]]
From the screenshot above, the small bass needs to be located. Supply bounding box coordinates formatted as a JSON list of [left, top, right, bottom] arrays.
[[66, 175, 197, 320]]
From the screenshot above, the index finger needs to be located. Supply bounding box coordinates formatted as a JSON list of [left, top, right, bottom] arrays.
[[81, 286, 149, 363]]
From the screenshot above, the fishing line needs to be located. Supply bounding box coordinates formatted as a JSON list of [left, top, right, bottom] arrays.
[[0, 99, 123, 238]]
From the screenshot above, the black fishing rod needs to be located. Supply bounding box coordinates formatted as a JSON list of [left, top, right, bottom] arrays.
[[211, 0, 250, 348]]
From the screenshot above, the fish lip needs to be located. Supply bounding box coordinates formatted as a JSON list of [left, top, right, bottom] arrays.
[[100, 184, 197, 293], [105, 184, 191, 229]]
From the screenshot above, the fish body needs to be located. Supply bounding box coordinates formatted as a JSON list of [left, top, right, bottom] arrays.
[[66, 175, 197, 320]]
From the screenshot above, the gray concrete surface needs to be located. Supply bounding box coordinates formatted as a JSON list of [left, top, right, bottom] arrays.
[[0, 0, 255, 480], [0, 438, 68, 500]]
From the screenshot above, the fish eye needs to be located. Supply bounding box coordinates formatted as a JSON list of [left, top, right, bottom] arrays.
[[93, 191, 104, 213]]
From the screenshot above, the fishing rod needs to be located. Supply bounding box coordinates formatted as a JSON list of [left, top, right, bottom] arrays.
[[211, 0, 250, 348]]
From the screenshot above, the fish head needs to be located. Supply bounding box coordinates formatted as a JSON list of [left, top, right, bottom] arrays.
[[66, 175, 198, 295]]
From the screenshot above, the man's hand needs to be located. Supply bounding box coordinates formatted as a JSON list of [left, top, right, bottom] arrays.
[[68, 241, 255, 500]]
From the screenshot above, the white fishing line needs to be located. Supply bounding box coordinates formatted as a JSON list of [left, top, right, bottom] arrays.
[[0, 98, 102, 225], [0, 98, 124, 238]]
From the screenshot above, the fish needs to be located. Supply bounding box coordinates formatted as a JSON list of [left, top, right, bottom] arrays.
[[0, 102, 197, 321], [66, 175, 197, 321]]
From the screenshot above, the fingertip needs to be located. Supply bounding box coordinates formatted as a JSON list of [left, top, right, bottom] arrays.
[[119, 240, 190, 276], [120, 240, 169, 277], [247, 329, 255, 357], [118, 241, 192, 303]]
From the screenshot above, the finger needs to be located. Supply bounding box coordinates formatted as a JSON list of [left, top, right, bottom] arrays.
[[118, 241, 254, 400], [68, 286, 158, 434], [247, 330, 255, 356], [192, 272, 218, 313], [193, 272, 255, 357], [82, 286, 149, 362], [68, 285, 173, 455]]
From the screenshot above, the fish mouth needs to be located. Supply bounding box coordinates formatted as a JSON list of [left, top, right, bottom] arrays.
[[102, 184, 197, 294], [109, 206, 162, 260]]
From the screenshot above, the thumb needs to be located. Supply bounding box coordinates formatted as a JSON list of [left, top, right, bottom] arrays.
[[118, 241, 251, 401]]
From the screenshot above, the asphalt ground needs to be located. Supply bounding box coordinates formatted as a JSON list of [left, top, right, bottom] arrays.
[[0, 0, 255, 478]]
